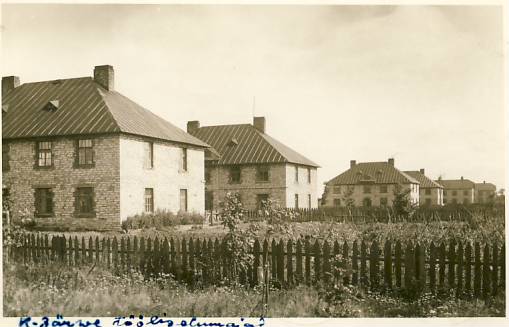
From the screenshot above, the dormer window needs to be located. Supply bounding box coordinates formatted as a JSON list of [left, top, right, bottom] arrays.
[[42, 100, 59, 112], [228, 138, 239, 146]]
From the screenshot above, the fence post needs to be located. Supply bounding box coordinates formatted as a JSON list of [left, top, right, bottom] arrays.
[[384, 240, 392, 290], [370, 241, 380, 290]]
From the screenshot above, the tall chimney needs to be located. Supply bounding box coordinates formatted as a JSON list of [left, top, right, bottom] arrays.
[[187, 121, 200, 134], [420, 168, 425, 174], [350, 160, 356, 168], [94, 65, 114, 91], [253, 116, 266, 133], [2, 76, 20, 96], [461, 176, 464, 181], [388, 158, 394, 166]]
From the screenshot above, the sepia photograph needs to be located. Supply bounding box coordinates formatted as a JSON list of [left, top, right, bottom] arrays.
[[1, 1, 507, 323]]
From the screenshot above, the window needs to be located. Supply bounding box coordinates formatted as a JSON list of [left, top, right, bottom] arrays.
[[380, 197, 388, 207], [205, 191, 214, 210], [180, 148, 188, 172], [256, 166, 270, 182], [425, 198, 432, 206], [144, 142, 153, 169], [144, 188, 154, 213], [180, 189, 188, 212], [362, 197, 372, 207], [333, 186, 341, 194], [380, 185, 388, 193], [229, 166, 241, 184], [363, 185, 371, 194], [425, 189, 431, 195], [37, 141, 52, 167], [307, 168, 311, 183], [77, 139, 94, 166], [308, 194, 312, 209], [34, 188, 54, 217], [256, 194, 269, 209], [2, 143, 9, 171], [75, 187, 95, 217], [333, 198, 341, 207], [452, 190, 457, 196], [294, 194, 299, 209], [295, 165, 299, 183], [463, 190, 468, 196]]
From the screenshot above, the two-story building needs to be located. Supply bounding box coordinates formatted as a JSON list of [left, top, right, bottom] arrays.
[[474, 181, 497, 204], [323, 158, 420, 207], [403, 169, 444, 206], [435, 177, 475, 205], [187, 117, 319, 210], [2, 65, 209, 230]]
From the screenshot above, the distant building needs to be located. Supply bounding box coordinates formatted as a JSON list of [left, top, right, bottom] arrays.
[[435, 177, 475, 205], [2, 65, 209, 230], [187, 117, 319, 210], [474, 181, 497, 204], [404, 169, 444, 206], [323, 158, 420, 207]]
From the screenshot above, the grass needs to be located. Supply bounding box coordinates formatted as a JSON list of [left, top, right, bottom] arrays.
[[3, 262, 505, 318]]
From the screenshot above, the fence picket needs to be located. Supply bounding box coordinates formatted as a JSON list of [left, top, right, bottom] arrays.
[[342, 241, 349, 285], [296, 240, 303, 284], [278, 239, 285, 284], [313, 240, 321, 284], [456, 243, 464, 298], [370, 241, 380, 290], [415, 243, 425, 291], [271, 239, 277, 281], [474, 242, 481, 298], [465, 243, 472, 294], [491, 243, 498, 296], [253, 240, 261, 285], [360, 241, 367, 287], [384, 240, 392, 290], [438, 242, 446, 290], [287, 240, 294, 285], [352, 241, 359, 286], [447, 240, 456, 289], [482, 244, 491, 299]]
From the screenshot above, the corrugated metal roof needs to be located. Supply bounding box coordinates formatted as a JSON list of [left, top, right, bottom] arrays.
[[190, 124, 319, 167], [404, 171, 443, 188], [435, 179, 475, 189], [2, 77, 208, 148], [327, 162, 419, 185]]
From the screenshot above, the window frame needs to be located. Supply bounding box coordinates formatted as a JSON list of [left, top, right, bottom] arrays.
[[425, 188, 431, 195], [229, 166, 242, 184], [363, 185, 371, 194], [256, 165, 270, 183], [35, 140, 54, 169], [180, 147, 188, 173], [307, 168, 311, 184], [379, 185, 388, 194], [294, 194, 299, 209], [294, 165, 299, 183], [180, 189, 188, 212], [74, 186, 96, 218], [144, 141, 154, 169], [256, 193, 269, 210], [333, 198, 341, 207], [75, 139, 95, 168], [34, 187, 54, 218], [144, 188, 154, 213]]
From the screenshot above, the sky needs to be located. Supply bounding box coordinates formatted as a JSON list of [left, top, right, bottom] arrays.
[[1, 4, 506, 193]]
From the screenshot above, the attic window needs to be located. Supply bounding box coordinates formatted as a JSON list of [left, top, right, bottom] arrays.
[[2, 105, 8, 113], [228, 138, 239, 146], [42, 100, 59, 112], [51, 79, 62, 85]]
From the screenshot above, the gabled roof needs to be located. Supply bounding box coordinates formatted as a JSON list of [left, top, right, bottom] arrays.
[[435, 179, 475, 189], [189, 123, 319, 167], [474, 182, 496, 191], [2, 77, 208, 148], [327, 162, 419, 185], [404, 171, 443, 188]]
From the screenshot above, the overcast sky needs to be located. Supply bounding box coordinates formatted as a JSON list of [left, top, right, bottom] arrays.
[[1, 4, 505, 193]]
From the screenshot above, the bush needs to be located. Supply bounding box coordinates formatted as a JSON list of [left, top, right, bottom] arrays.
[[122, 210, 204, 231]]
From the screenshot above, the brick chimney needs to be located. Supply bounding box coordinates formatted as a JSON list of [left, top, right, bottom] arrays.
[[461, 176, 464, 181], [187, 121, 200, 134], [350, 160, 356, 168], [253, 116, 266, 133], [94, 65, 114, 91], [388, 158, 395, 166], [2, 76, 20, 96], [420, 168, 425, 174]]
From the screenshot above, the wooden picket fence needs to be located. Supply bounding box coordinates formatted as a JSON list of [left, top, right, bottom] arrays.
[[6, 233, 505, 299]]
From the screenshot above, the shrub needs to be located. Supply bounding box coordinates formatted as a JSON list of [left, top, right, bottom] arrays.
[[122, 210, 204, 231]]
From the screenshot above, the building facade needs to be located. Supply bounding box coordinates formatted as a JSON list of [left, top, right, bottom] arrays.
[[187, 117, 319, 211], [435, 177, 475, 205], [474, 181, 497, 204], [323, 158, 420, 207], [404, 169, 443, 206], [2, 65, 208, 230]]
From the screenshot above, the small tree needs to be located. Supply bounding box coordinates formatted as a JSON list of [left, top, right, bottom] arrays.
[[341, 187, 356, 209], [392, 183, 415, 218], [217, 192, 255, 283], [259, 198, 298, 236]]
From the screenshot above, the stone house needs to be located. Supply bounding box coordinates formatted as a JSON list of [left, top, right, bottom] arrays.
[[186, 117, 319, 211], [435, 177, 475, 205], [474, 181, 497, 204], [403, 169, 443, 206], [2, 65, 209, 230], [323, 158, 420, 207]]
